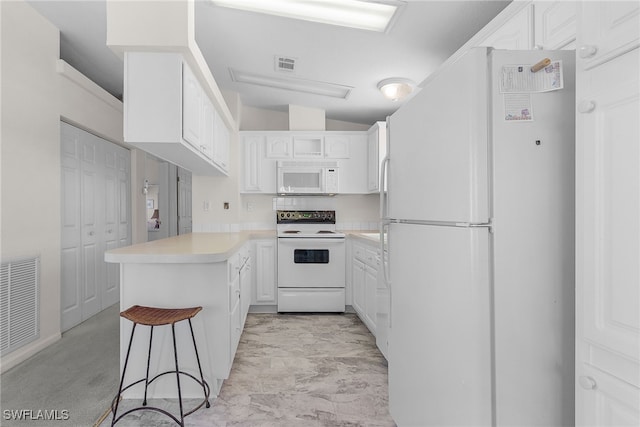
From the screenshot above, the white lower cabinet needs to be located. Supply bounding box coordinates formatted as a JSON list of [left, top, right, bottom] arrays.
[[350, 239, 379, 335], [251, 239, 277, 306]]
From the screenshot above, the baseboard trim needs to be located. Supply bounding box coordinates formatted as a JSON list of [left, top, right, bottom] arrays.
[[0, 333, 61, 374]]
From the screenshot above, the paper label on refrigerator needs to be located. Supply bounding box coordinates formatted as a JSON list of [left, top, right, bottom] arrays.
[[504, 93, 533, 121], [500, 61, 563, 93]]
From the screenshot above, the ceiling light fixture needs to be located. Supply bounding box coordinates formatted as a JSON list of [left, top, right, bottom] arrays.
[[210, 0, 403, 32], [377, 78, 414, 102], [230, 69, 352, 99]]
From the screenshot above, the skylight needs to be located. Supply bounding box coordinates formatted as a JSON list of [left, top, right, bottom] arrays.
[[210, 0, 402, 32]]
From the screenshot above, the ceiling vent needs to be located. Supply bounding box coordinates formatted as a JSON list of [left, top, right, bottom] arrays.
[[275, 56, 296, 73]]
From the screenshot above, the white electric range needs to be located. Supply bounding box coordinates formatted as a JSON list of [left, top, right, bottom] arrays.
[[276, 210, 346, 312]]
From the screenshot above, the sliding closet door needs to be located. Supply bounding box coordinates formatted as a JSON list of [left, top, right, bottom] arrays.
[[60, 122, 131, 331]]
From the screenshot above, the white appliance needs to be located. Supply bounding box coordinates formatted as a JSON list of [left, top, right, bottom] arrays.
[[276, 210, 346, 312], [381, 47, 575, 426], [277, 161, 339, 195]]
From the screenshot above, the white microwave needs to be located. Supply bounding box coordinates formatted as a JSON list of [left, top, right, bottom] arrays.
[[277, 161, 339, 195]]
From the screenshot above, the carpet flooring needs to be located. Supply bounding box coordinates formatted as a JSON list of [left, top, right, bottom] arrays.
[[1, 304, 121, 427], [102, 313, 396, 426]]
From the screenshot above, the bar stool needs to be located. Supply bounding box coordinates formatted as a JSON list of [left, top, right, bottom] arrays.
[[111, 305, 211, 426]]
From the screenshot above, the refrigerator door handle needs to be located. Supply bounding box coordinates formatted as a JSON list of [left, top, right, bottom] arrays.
[[455, 221, 493, 233], [380, 221, 391, 328], [380, 154, 390, 220]]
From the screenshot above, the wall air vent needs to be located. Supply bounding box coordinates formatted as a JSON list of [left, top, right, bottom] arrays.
[[275, 56, 296, 73]]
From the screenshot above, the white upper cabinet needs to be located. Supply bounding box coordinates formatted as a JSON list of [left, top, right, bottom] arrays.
[[265, 135, 293, 159], [124, 52, 229, 176], [367, 122, 386, 193], [324, 134, 351, 158], [534, 1, 578, 50], [479, 4, 534, 49], [577, 1, 640, 70], [293, 135, 324, 158], [213, 111, 230, 170], [182, 63, 203, 148], [240, 131, 369, 194]]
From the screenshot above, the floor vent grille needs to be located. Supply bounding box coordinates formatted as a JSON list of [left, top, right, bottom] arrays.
[[1, 256, 40, 356]]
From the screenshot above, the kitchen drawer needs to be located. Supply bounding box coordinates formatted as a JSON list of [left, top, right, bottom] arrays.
[[353, 244, 366, 261], [365, 248, 379, 268]]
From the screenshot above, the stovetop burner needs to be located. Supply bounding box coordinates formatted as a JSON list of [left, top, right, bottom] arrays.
[[276, 210, 344, 238]]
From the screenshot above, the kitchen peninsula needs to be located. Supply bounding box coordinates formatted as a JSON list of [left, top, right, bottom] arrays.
[[105, 231, 273, 398]]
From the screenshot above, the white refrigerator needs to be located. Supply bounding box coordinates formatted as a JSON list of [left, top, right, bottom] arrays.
[[381, 47, 575, 426]]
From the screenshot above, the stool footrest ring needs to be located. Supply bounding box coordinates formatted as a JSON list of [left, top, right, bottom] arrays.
[[110, 370, 210, 425]]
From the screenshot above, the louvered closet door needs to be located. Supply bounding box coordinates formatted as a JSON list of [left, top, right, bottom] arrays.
[[61, 122, 131, 331]]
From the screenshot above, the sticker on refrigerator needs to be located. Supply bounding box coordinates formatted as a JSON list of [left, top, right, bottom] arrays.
[[500, 60, 563, 93], [504, 93, 533, 121]]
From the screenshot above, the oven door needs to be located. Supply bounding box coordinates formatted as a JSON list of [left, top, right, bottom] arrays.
[[277, 237, 346, 288]]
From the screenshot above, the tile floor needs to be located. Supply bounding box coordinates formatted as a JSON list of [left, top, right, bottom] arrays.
[[104, 313, 395, 426]]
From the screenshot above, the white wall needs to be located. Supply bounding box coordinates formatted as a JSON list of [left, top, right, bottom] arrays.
[[0, 0, 130, 371], [1, 0, 63, 371]]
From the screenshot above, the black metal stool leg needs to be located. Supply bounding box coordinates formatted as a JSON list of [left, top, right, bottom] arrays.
[[171, 323, 185, 427], [111, 322, 137, 427], [188, 319, 211, 408], [142, 325, 154, 406]]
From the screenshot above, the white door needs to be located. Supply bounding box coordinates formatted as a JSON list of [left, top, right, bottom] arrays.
[[80, 133, 102, 321], [388, 223, 492, 426], [103, 146, 119, 308], [388, 47, 489, 223], [61, 122, 131, 331], [61, 123, 83, 331], [576, 5, 640, 422]]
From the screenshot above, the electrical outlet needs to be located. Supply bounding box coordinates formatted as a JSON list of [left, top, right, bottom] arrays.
[[247, 202, 254, 212], [203, 201, 210, 212], [223, 202, 229, 210]]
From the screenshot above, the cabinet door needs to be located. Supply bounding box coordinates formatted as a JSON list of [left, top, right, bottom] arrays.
[[576, 49, 640, 425], [364, 264, 377, 335], [201, 97, 215, 160], [480, 4, 534, 49], [182, 63, 202, 147], [242, 136, 263, 192], [266, 135, 292, 158], [213, 112, 230, 171], [254, 240, 276, 304], [240, 258, 251, 325], [578, 1, 640, 70], [352, 259, 365, 316], [367, 129, 379, 192], [293, 136, 323, 158], [324, 135, 350, 158], [534, 1, 577, 50]]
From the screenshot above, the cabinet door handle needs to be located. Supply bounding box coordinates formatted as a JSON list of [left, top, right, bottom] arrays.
[[578, 376, 597, 390], [579, 45, 598, 59], [578, 100, 596, 114]]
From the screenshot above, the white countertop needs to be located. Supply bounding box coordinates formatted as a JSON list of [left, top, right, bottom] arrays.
[[105, 231, 275, 264], [105, 230, 383, 264]]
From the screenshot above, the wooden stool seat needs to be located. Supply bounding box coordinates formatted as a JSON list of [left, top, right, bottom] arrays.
[[120, 305, 202, 326], [111, 305, 210, 426]]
